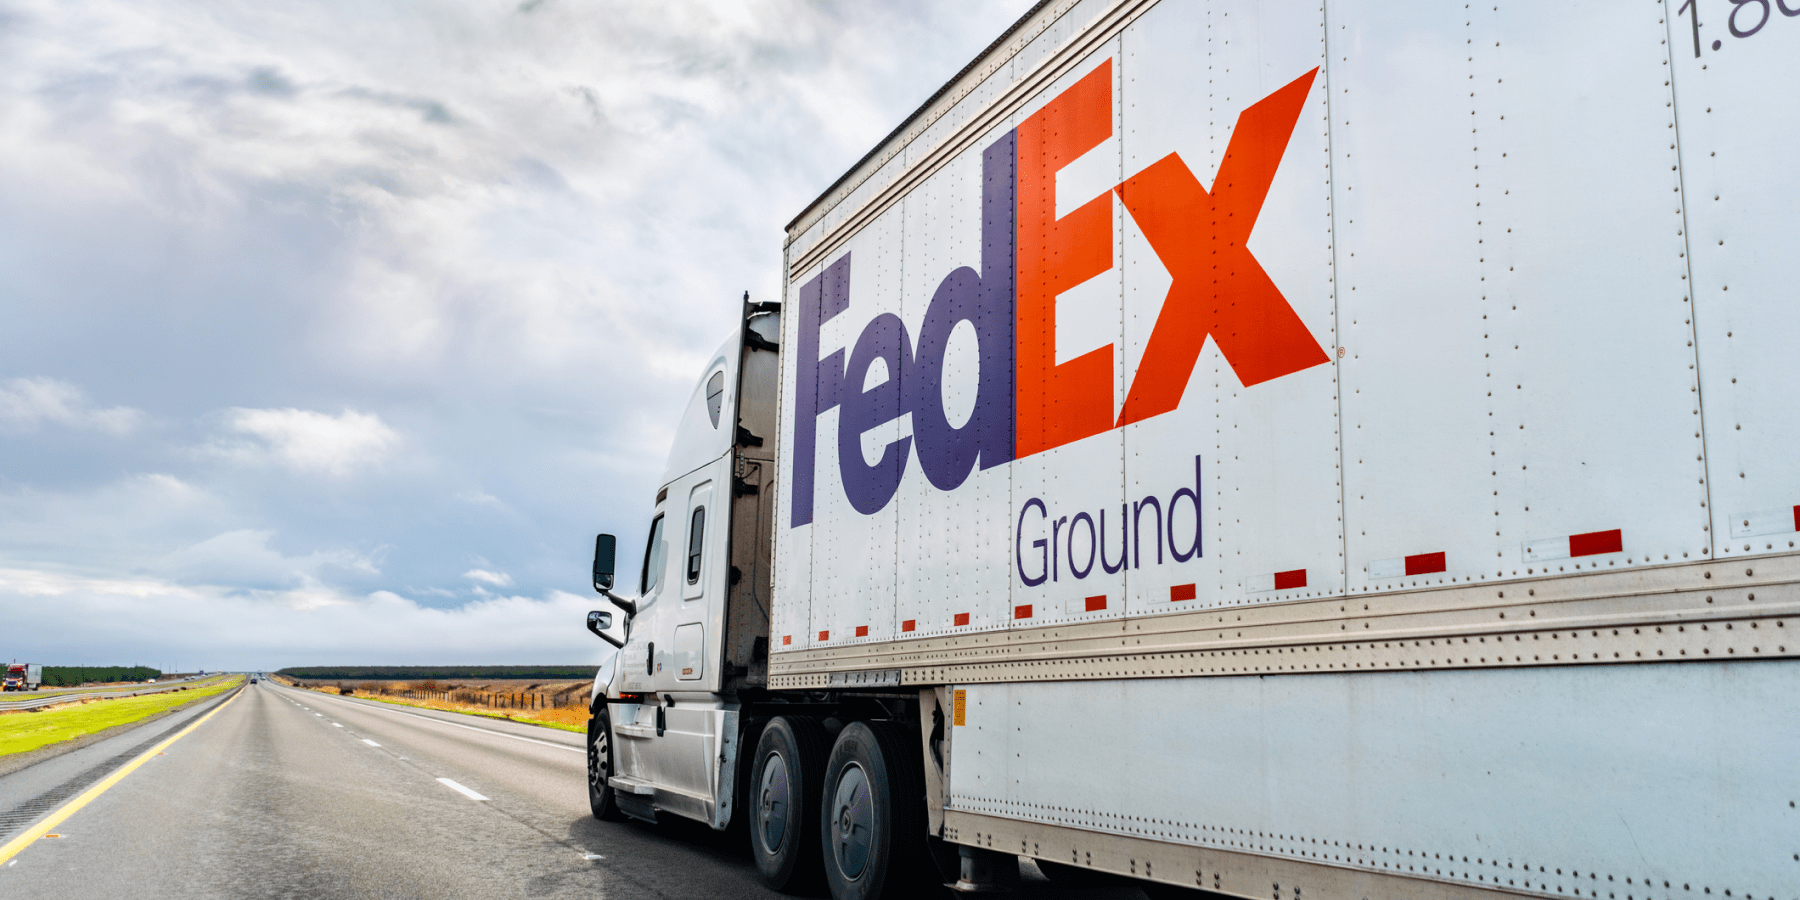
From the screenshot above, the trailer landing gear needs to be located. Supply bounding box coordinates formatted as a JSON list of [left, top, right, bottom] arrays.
[[947, 846, 1018, 893]]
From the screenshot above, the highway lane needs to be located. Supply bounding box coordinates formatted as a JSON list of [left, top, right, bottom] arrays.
[[0, 680, 1147, 898]]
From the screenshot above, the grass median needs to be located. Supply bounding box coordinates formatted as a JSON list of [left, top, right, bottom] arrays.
[[0, 676, 243, 756]]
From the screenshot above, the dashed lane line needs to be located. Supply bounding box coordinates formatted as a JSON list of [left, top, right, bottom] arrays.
[[436, 779, 488, 802]]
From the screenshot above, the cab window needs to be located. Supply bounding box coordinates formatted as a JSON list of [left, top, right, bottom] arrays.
[[686, 506, 705, 584], [706, 370, 725, 428], [641, 515, 666, 595]]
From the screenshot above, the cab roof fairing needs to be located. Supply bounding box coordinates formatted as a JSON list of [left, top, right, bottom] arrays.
[[658, 329, 740, 492]]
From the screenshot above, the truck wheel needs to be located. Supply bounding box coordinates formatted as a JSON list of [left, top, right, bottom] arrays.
[[820, 720, 934, 900], [751, 716, 829, 892], [588, 707, 627, 822]]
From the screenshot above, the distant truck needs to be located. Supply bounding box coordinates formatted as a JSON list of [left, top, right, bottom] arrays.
[[583, 2, 1800, 899], [3, 663, 42, 691]]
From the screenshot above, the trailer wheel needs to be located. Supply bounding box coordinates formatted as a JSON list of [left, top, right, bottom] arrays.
[[820, 720, 934, 900], [751, 715, 829, 892], [588, 707, 627, 822]]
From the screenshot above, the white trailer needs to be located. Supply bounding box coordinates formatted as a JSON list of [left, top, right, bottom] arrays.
[[585, 1, 1800, 898]]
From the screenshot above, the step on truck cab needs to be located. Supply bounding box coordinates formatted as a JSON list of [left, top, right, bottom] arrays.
[[585, 2, 1800, 898]]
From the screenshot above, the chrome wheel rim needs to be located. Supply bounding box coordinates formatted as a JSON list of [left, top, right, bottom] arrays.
[[589, 720, 610, 795]]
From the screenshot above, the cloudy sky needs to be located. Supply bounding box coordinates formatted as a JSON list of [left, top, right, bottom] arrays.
[[0, 0, 1035, 671]]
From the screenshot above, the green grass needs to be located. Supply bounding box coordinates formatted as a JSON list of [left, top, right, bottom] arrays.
[[0, 676, 243, 756]]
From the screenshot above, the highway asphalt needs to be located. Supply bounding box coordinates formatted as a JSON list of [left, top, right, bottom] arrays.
[[0, 680, 1147, 899]]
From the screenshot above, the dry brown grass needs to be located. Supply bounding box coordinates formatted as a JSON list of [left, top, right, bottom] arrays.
[[295, 682, 588, 733]]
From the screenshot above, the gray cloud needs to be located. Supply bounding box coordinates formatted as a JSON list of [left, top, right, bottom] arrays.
[[0, 376, 145, 434]]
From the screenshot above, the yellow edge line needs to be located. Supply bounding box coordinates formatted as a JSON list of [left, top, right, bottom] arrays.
[[0, 684, 242, 865]]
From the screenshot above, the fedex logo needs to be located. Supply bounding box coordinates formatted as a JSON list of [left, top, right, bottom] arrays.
[[792, 61, 1328, 528]]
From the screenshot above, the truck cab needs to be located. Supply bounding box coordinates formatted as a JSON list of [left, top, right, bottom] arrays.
[[586, 296, 782, 829]]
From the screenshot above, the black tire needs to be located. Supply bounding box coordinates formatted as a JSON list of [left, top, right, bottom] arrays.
[[750, 715, 830, 892], [724, 719, 763, 854], [588, 707, 628, 822], [819, 720, 938, 900]]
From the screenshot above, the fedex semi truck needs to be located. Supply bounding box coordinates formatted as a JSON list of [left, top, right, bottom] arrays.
[[583, 1, 1800, 897]]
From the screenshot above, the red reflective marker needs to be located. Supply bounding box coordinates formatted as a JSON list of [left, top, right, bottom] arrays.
[[1568, 529, 1623, 558], [1404, 553, 1447, 576]]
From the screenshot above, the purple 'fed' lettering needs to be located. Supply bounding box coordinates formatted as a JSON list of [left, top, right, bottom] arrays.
[[791, 133, 1018, 522]]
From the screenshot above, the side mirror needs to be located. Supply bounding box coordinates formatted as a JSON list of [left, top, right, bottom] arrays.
[[587, 610, 623, 649], [592, 534, 616, 591]]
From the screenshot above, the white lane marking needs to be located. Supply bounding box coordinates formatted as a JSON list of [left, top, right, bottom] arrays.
[[302, 692, 582, 754], [583, 852, 604, 860], [332, 723, 343, 728], [314, 714, 322, 717], [437, 778, 488, 801], [363, 739, 381, 747]]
